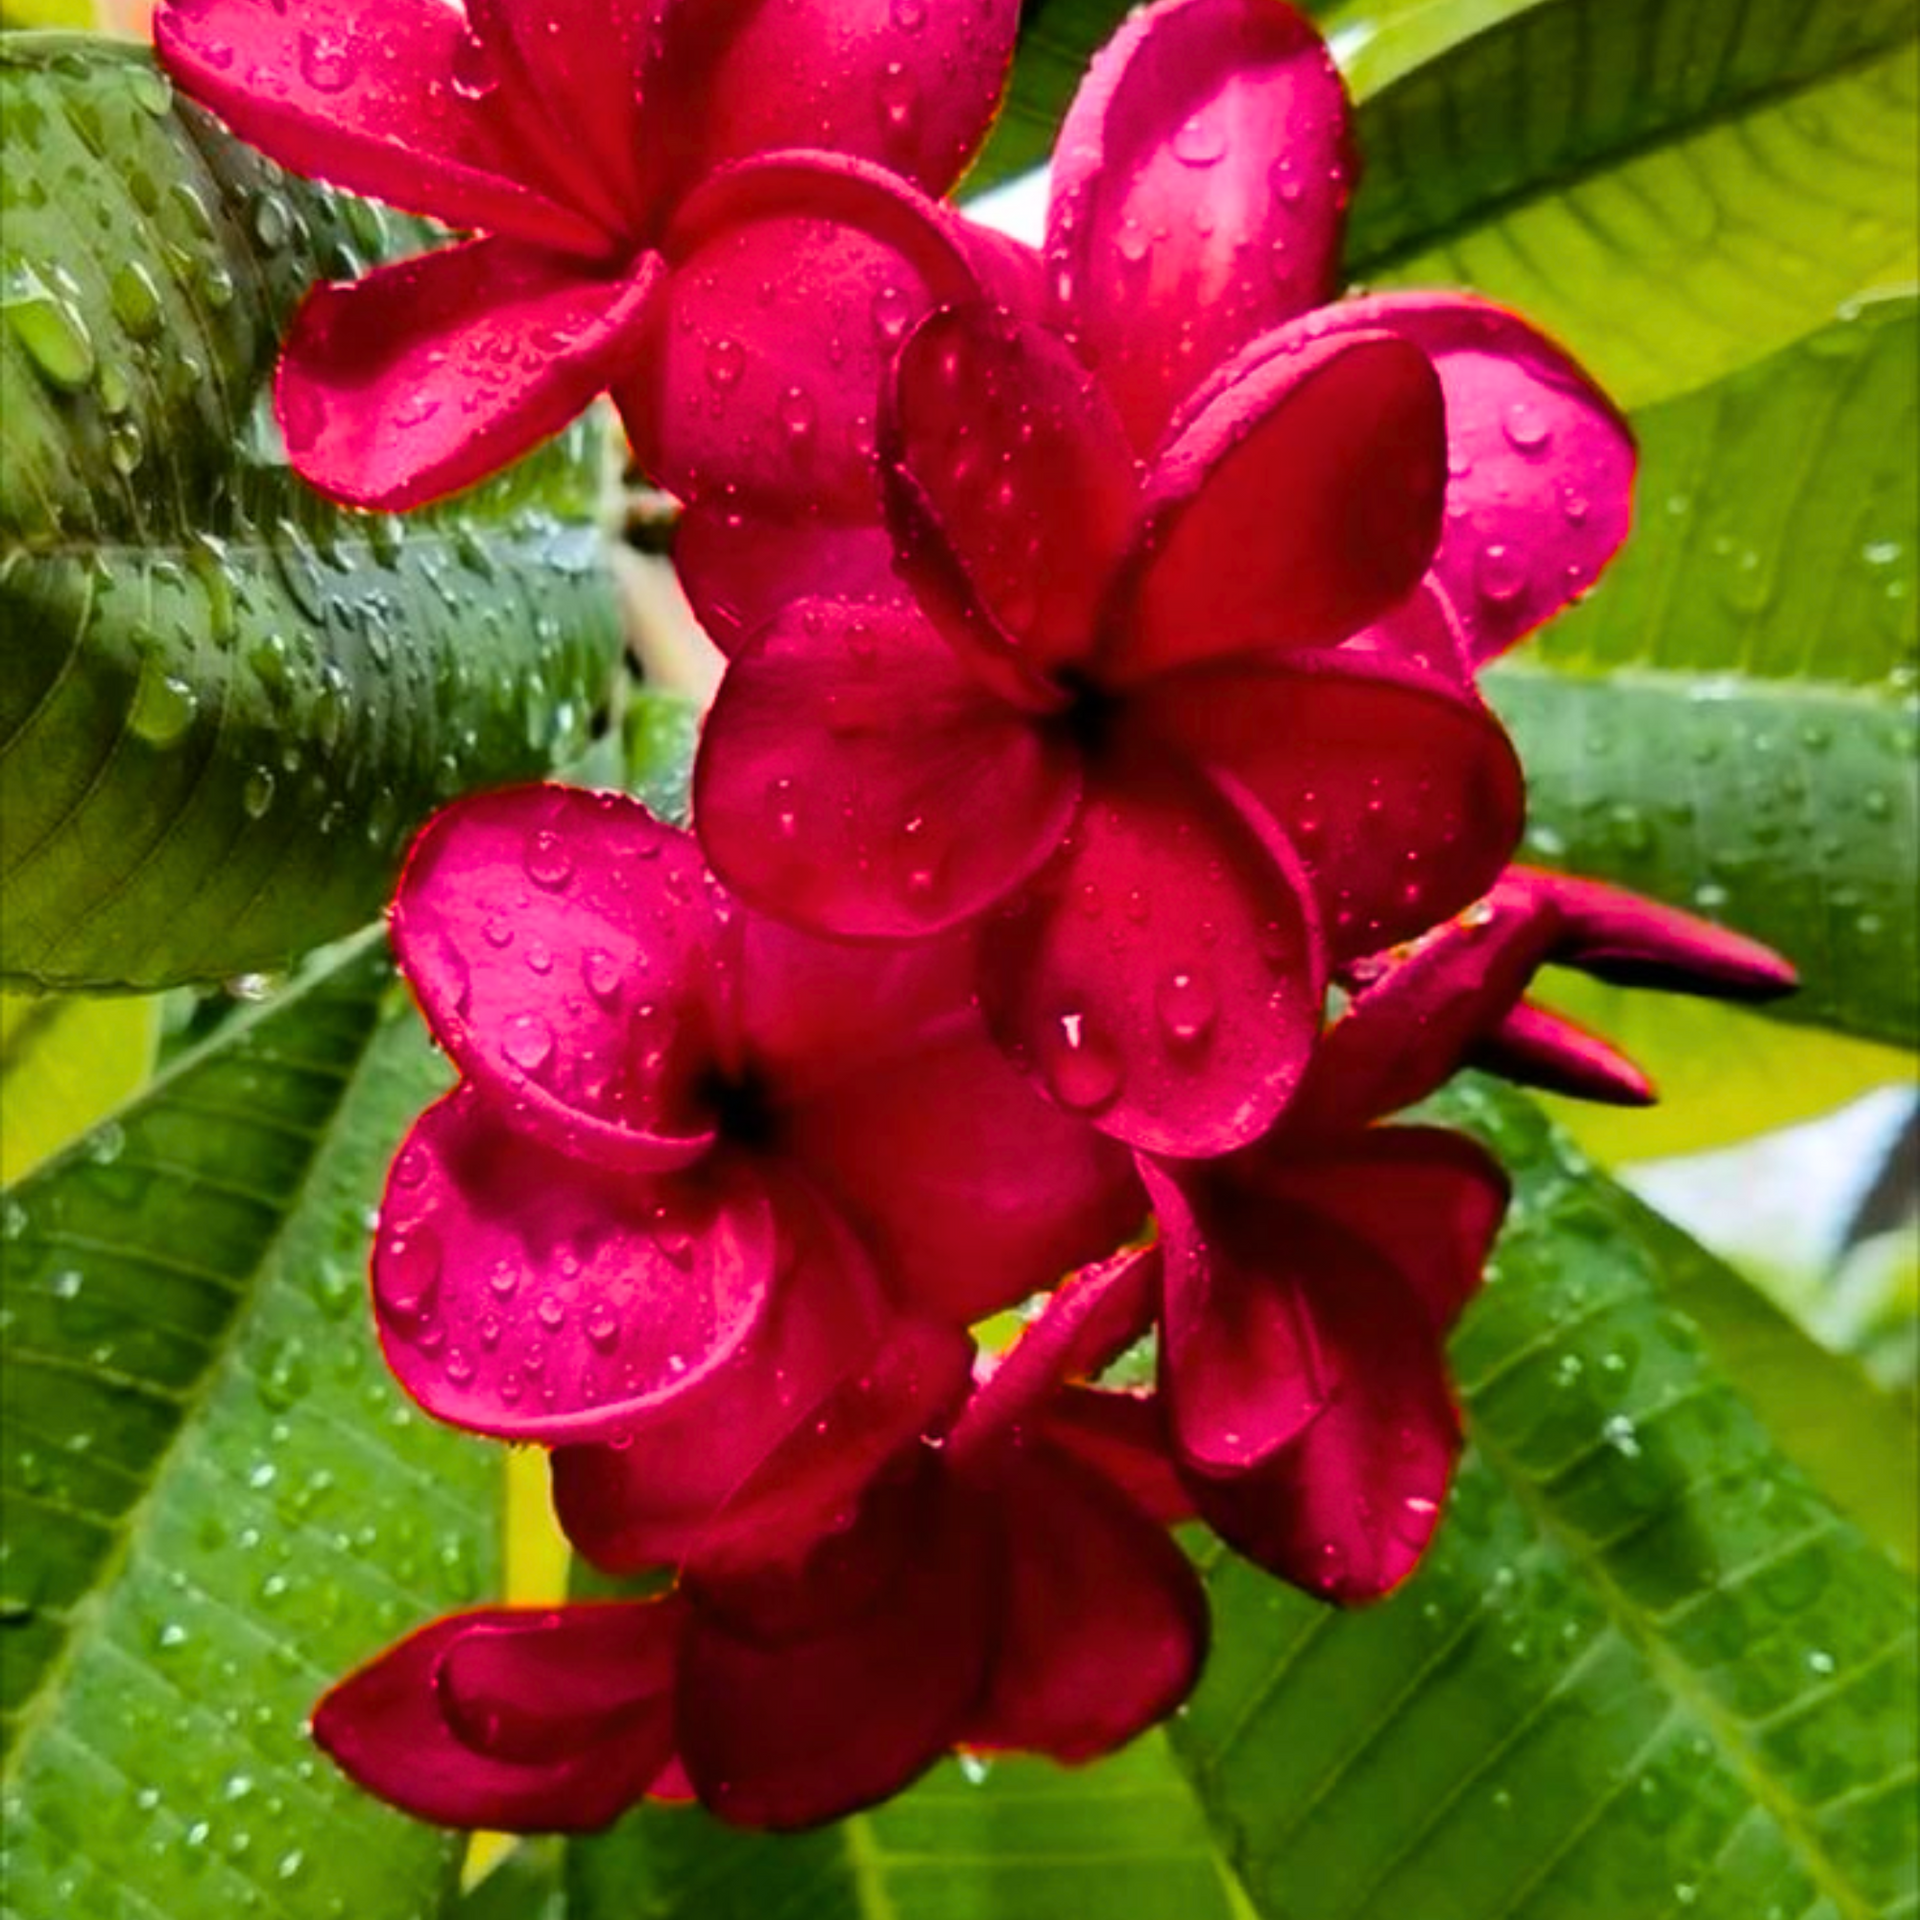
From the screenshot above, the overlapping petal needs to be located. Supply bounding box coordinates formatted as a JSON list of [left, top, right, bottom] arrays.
[[884, 303, 1138, 676], [978, 748, 1324, 1157], [277, 240, 662, 511], [962, 1448, 1207, 1760], [669, 0, 1019, 195], [154, 0, 611, 253], [312, 1602, 681, 1831], [1110, 331, 1447, 680], [693, 598, 1081, 939], [392, 784, 725, 1172], [372, 1091, 774, 1444], [1045, 0, 1355, 452], [1177, 295, 1637, 665], [1146, 652, 1525, 961]]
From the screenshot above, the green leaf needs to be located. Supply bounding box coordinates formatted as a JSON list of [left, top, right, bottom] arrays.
[[1172, 1078, 1917, 1920], [0, 37, 623, 994], [0, 939, 501, 1917], [1490, 293, 1919, 1050], [563, 1736, 1251, 1920], [0, 987, 159, 1183], [976, 0, 1917, 408]]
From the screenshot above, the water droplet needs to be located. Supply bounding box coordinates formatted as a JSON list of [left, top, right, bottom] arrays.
[[890, 0, 926, 28], [581, 947, 623, 1005], [1501, 402, 1553, 454], [242, 769, 275, 819], [450, 30, 495, 100], [877, 62, 918, 133], [130, 661, 197, 746], [109, 261, 164, 341], [704, 334, 744, 390], [1475, 542, 1529, 604], [1042, 1010, 1123, 1113], [585, 1303, 620, 1351], [2, 260, 96, 392], [870, 285, 913, 345], [1155, 968, 1217, 1047], [378, 1226, 442, 1319], [297, 27, 359, 93], [487, 1259, 519, 1300], [1171, 113, 1226, 166], [108, 419, 145, 476], [778, 385, 817, 443], [503, 1014, 553, 1075], [445, 1348, 475, 1385], [1602, 1413, 1641, 1458]]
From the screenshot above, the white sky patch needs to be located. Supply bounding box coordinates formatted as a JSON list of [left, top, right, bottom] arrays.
[[962, 167, 1049, 244]]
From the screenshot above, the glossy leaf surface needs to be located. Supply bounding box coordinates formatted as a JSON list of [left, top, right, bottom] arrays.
[[0, 38, 621, 992]]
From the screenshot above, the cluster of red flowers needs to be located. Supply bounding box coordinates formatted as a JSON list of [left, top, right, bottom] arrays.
[[155, 0, 1794, 1834]]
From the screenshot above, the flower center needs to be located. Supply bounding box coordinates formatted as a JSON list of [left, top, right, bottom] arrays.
[[697, 1063, 780, 1154], [1050, 667, 1123, 763]]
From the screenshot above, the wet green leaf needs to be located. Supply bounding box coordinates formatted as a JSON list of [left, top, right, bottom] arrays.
[[1173, 1078, 1917, 1920], [0, 987, 159, 1183], [1493, 293, 1919, 1049], [0, 938, 499, 1917], [0, 37, 622, 993]]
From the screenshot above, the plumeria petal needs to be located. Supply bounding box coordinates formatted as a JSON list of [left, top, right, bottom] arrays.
[[392, 784, 723, 1173], [552, 1193, 970, 1572], [372, 1091, 774, 1445], [629, 155, 1002, 523], [1175, 295, 1636, 664], [277, 239, 661, 511], [666, 0, 1018, 195], [790, 1022, 1144, 1324], [1036, 1385, 1194, 1528], [962, 1447, 1207, 1760], [153, 0, 611, 254], [1045, 0, 1355, 453], [673, 507, 902, 657], [1474, 1000, 1657, 1106], [1109, 331, 1446, 681], [978, 748, 1324, 1158], [312, 1602, 681, 1831], [1244, 1129, 1508, 1333], [1140, 1153, 1325, 1473], [693, 597, 1081, 940], [1146, 651, 1525, 961], [677, 1463, 996, 1828], [1341, 578, 1475, 688], [885, 303, 1138, 679], [1184, 1212, 1462, 1604]]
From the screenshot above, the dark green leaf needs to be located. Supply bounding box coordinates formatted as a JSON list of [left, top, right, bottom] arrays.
[[1492, 293, 1919, 1049], [0, 938, 500, 1917], [1173, 1078, 1918, 1920], [565, 1736, 1250, 1920], [0, 37, 623, 993]]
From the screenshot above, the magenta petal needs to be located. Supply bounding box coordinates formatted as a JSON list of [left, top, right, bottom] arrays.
[[1141, 1154, 1325, 1473], [553, 1194, 970, 1573], [674, 506, 901, 657], [885, 304, 1137, 677], [1180, 295, 1636, 663], [1111, 332, 1446, 680], [312, 1601, 679, 1831], [277, 239, 660, 511], [1474, 1000, 1657, 1106], [631, 155, 994, 518], [1186, 1225, 1463, 1605], [372, 1093, 773, 1444], [1045, 0, 1355, 451], [1342, 578, 1475, 689], [662, 0, 1017, 195], [979, 750, 1324, 1157], [1147, 652, 1525, 961], [1248, 1129, 1509, 1334], [1037, 1386, 1194, 1528], [392, 785, 723, 1173], [962, 1448, 1206, 1760], [694, 598, 1080, 940], [791, 1023, 1144, 1324], [153, 0, 609, 254], [677, 1469, 995, 1828]]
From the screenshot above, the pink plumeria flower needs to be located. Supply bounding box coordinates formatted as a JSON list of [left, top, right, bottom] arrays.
[[371, 785, 1138, 1448], [154, 0, 1022, 509]]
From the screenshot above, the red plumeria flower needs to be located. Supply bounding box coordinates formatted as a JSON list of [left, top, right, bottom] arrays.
[[1132, 867, 1793, 1602], [372, 784, 1139, 1449], [695, 299, 1528, 1157], [154, 0, 1021, 509], [314, 1251, 1205, 1833], [1046, 0, 1637, 675]]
